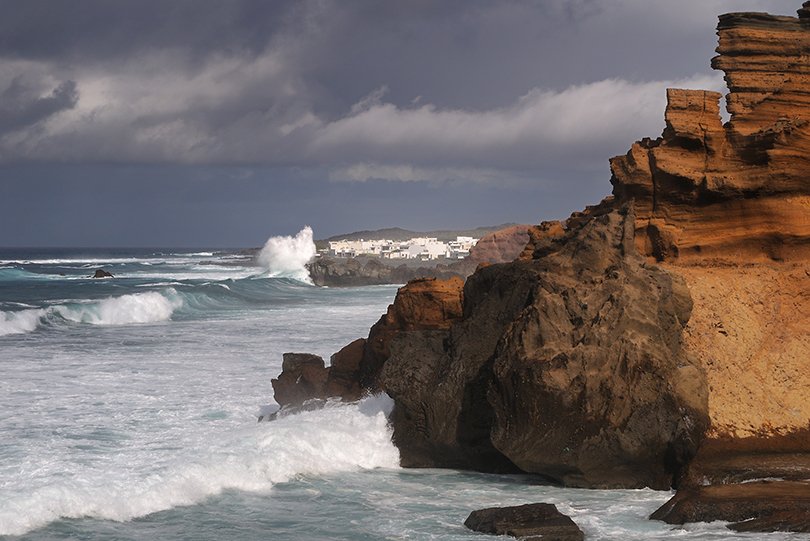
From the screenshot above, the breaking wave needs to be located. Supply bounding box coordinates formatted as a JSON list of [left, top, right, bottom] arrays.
[[0, 290, 183, 336], [0, 395, 399, 536], [257, 226, 316, 284]]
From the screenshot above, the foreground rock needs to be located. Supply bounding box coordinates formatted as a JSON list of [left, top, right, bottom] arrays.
[[651, 481, 810, 533], [269, 1, 810, 515], [465, 503, 584, 541], [383, 205, 708, 486], [271, 277, 464, 409]]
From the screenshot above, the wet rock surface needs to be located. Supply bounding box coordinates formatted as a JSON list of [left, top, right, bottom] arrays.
[[651, 480, 810, 533], [464, 503, 584, 541]]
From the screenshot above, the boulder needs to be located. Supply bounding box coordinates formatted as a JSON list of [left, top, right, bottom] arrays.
[[270, 277, 465, 407], [271, 353, 328, 408], [92, 268, 113, 278], [464, 503, 584, 541]]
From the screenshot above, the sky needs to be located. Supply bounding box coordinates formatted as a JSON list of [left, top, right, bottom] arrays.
[[0, 0, 800, 247]]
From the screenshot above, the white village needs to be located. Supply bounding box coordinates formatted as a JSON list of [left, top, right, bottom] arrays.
[[326, 236, 479, 261]]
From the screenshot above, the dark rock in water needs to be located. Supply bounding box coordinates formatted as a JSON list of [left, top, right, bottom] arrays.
[[92, 269, 114, 278], [650, 480, 810, 533], [269, 277, 464, 409], [464, 503, 584, 541], [271, 353, 328, 408], [382, 205, 709, 487]]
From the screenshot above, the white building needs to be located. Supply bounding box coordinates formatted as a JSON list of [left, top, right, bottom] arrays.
[[328, 235, 479, 261]]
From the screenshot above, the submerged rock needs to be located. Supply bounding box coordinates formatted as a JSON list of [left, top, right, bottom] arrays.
[[464, 503, 584, 541]]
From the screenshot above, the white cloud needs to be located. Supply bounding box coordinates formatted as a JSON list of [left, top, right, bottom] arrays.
[[0, 49, 726, 184]]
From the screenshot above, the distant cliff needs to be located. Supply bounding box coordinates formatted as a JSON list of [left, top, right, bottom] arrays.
[[307, 225, 530, 286]]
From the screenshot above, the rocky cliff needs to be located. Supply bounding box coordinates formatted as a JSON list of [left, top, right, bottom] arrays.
[[270, 2, 810, 527]]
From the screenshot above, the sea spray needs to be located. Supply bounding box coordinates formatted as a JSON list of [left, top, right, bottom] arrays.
[[0, 308, 46, 336], [55, 290, 183, 325], [258, 226, 316, 283], [0, 396, 399, 536], [0, 290, 183, 336]]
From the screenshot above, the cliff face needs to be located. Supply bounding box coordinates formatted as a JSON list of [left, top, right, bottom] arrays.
[[382, 206, 709, 488], [604, 7, 810, 446], [610, 7, 810, 262], [270, 2, 810, 505]]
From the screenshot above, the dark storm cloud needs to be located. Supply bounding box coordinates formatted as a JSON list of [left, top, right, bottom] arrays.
[[0, 78, 78, 135], [0, 0, 800, 178]]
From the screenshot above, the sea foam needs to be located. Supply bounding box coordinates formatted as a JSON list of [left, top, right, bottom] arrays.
[[55, 291, 183, 325], [0, 308, 47, 336], [0, 396, 399, 536], [257, 226, 316, 283], [0, 290, 182, 336]]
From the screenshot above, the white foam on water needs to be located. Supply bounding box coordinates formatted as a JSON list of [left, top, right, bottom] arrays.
[[55, 291, 183, 326], [0, 308, 47, 336], [0, 396, 399, 536], [0, 290, 183, 336], [257, 226, 316, 284]]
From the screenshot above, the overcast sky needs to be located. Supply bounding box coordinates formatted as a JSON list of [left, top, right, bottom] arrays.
[[0, 0, 800, 247]]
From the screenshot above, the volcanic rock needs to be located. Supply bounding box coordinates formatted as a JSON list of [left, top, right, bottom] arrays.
[[382, 206, 709, 487], [92, 268, 114, 278], [271, 277, 464, 406], [609, 7, 810, 263], [651, 481, 810, 533], [271, 353, 328, 408], [468, 225, 531, 264], [464, 503, 584, 541]]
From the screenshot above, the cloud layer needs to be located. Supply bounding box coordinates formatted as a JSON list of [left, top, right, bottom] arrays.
[[0, 0, 799, 184]]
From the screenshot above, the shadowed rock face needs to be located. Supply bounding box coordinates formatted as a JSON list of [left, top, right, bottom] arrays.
[[651, 481, 810, 533], [271, 277, 464, 406], [382, 206, 709, 488]]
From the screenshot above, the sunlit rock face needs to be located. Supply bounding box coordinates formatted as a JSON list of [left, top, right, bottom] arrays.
[[610, 9, 810, 264]]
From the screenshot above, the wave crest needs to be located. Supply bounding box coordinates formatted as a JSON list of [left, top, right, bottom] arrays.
[[55, 291, 182, 326], [0, 290, 182, 336], [0, 395, 399, 536], [257, 226, 316, 283]]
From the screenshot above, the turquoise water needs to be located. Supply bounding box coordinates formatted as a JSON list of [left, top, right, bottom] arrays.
[[0, 247, 805, 540]]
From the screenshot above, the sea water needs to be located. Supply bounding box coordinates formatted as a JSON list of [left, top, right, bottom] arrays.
[[0, 237, 805, 540]]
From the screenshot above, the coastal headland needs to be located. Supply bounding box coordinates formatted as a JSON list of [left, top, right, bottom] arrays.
[[271, 2, 810, 534]]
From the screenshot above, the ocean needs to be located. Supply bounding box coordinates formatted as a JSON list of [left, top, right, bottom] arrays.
[[0, 241, 802, 540]]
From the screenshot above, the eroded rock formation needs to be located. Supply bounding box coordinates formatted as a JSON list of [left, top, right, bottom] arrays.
[[609, 8, 810, 262], [271, 277, 464, 405], [383, 206, 708, 488], [270, 2, 810, 519]]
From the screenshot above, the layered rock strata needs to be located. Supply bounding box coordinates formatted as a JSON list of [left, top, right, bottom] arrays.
[[269, 2, 810, 520], [608, 4, 810, 531]]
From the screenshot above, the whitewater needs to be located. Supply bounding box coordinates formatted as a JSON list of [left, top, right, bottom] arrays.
[[0, 233, 804, 540]]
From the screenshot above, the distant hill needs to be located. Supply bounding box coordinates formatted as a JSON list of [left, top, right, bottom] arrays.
[[318, 225, 519, 248]]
